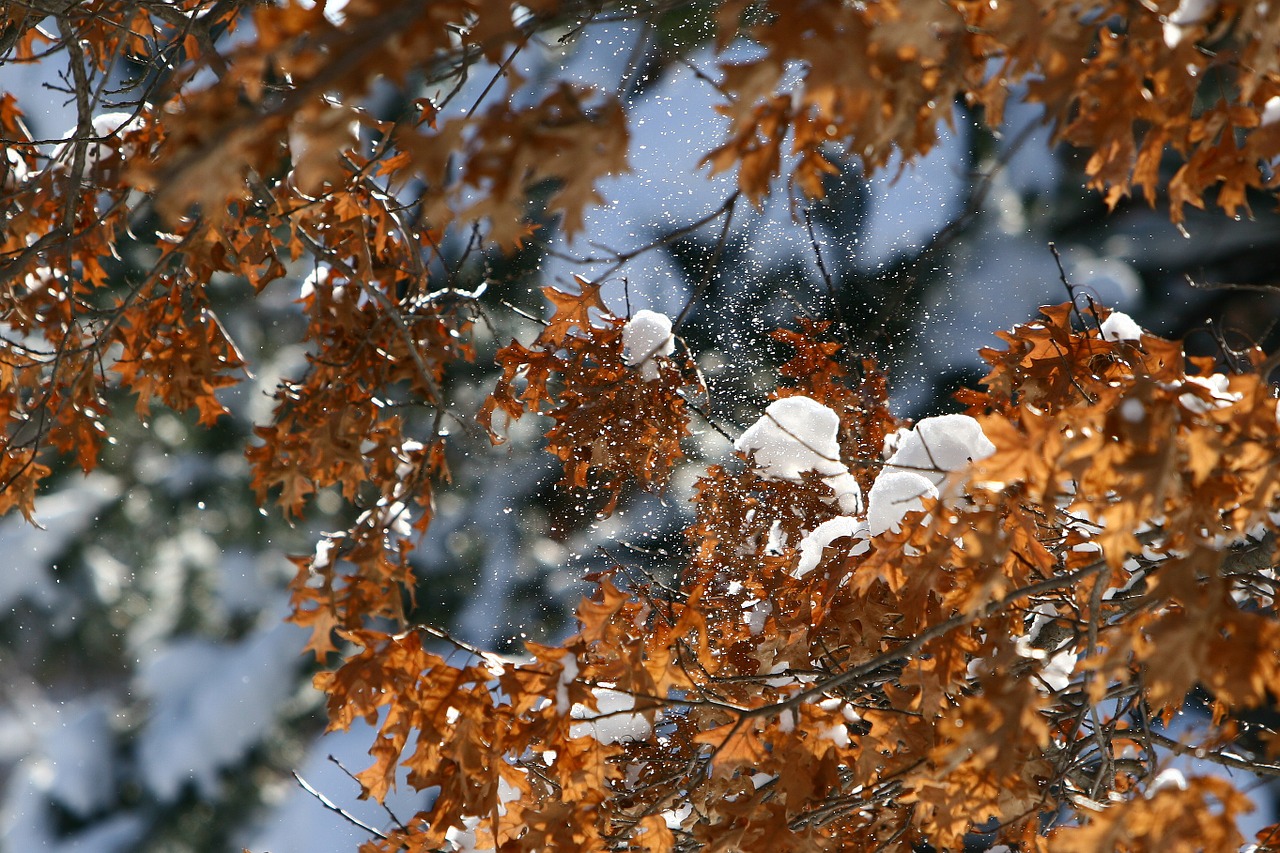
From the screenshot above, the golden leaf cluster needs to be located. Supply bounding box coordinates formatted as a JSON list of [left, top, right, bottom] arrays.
[[482, 278, 700, 513], [324, 310, 1280, 852]]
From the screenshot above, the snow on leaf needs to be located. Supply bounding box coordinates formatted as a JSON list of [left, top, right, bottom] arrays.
[[1099, 310, 1144, 342], [793, 515, 869, 578]]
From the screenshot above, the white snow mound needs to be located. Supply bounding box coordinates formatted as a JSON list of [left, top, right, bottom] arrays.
[[794, 516, 870, 578], [867, 470, 939, 536], [882, 414, 996, 487], [823, 470, 864, 516], [1179, 373, 1240, 413], [736, 396, 844, 479], [622, 310, 674, 374], [1099, 311, 1143, 342]]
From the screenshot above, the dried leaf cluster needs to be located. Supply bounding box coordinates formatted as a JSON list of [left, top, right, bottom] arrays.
[[322, 306, 1280, 853]]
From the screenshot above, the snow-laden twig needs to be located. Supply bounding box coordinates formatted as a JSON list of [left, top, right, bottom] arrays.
[[292, 771, 389, 839]]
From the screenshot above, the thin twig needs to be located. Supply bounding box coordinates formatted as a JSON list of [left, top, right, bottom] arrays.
[[465, 35, 530, 120], [673, 191, 739, 333], [1184, 271, 1280, 293], [1147, 730, 1280, 779], [804, 206, 848, 340], [292, 771, 389, 839], [327, 755, 407, 830]]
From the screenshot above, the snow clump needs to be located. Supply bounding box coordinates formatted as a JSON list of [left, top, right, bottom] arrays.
[[736, 396, 844, 479], [867, 471, 939, 536], [869, 414, 994, 535], [1148, 767, 1189, 795], [555, 651, 578, 714], [1162, 0, 1216, 48], [742, 597, 772, 634], [1099, 311, 1143, 342], [2, 148, 27, 190], [794, 516, 870, 578], [1037, 648, 1078, 693], [444, 772, 524, 852], [53, 112, 146, 173], [1179, 373, 1241, 414], [735, 396, 863, 513], [1264, 95, 1280, 127], [621, 309, 674, 380], [880, 414, 996, 488]]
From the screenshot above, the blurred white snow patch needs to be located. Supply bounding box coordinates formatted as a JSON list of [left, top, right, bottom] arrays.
[[621, 309, 674, 380], [1148, 767, 1189, 795], [1, 697, 141, 853], [570, 688, 649, 744], [867, 470, 938, 536], [0, 697, 121, 849], [882, 414, 996, 487], [764, 519, 787, 555], [556, 651, 578, 714], [1099, 311, 1143, 342], [1038, 648, 1077, 693], [0, 473, 120, 611], [296, 0, 348, 24], [794, 516, 870, 578], [41, 703, 115, 817], [51, 112, 146, 171], [82, 545, 131, 604], [1015, 618, 1078, 693], [1067, 254, 1142, 308], [443, 774, 525, 853], [250, 343, 310, 424], [663, 802, 693, 829], [1180, 373, 1241, 413], [136, 622, 302, 801], [445, 815, 504, 853], [0, 759, 144, 853], [298, 263, 330, 301], [1264, 96, 1280, 127], [820, 723, 851, 749], [128, 528, 222, 654], [2, 147, 27, 188], [90, 112, 139, 138], [1163, 0, 1217, 47], [736, 396, 844, 479], [445, 817, 485, 853], [742, 597, 772, 634]]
